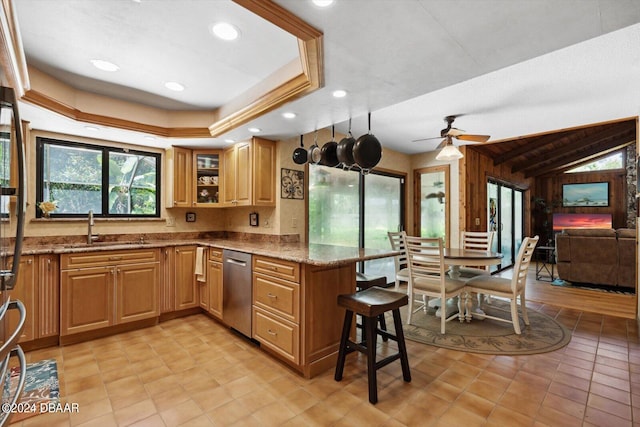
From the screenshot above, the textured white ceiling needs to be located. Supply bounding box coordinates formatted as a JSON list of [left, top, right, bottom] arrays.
[[12, 0, 640, 153]]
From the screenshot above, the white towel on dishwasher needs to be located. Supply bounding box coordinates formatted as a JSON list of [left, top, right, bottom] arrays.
[[195, 247, 206, 282]]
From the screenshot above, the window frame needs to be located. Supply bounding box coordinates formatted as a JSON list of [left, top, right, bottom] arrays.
[[35, 137, 161, 218]]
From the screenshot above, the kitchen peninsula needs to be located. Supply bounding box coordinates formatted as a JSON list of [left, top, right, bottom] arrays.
[[18, 237, 400, 378]]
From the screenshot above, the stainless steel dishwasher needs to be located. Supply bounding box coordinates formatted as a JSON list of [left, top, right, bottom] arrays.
[[222, 250, 253, 337]]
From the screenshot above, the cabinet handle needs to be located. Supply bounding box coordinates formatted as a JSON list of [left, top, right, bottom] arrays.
[[267, 293, 277, 299], [267, 329, 277, 336], [47, 258, 51, 270], [27, 259, 32, 265]]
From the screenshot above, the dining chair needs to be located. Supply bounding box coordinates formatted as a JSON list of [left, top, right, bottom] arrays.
[[404, 236, 466, 334], [458, 230, 495, 278], [464, 235, 539, 334], [387, 231, 409, 291]]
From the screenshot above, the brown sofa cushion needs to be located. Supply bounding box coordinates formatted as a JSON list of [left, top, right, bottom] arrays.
[[563, 228, 616, 237], [617, 228, 636, 239]]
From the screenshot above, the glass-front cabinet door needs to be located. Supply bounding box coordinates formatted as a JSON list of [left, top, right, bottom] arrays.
[[193, 150, 221, 207]]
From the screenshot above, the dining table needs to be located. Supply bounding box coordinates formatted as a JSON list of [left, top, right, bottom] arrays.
[[429, 247, 503, 320]]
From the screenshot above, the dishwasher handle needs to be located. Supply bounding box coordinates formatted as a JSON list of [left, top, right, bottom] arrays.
[[226, 258, 248, 267]]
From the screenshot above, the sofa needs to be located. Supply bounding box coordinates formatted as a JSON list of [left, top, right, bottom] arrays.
[[555, 228, 636, 289]]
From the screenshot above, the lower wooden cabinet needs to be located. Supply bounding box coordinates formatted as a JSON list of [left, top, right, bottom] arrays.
[[5, 254, 59, 344], [252, 255, 301, 364], [199, 248, 223, 319], [174, 246, 198, 310], [60, 249, 160, 336]]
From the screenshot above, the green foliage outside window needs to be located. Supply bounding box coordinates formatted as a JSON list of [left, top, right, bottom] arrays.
[[38, 138, 160, 217]]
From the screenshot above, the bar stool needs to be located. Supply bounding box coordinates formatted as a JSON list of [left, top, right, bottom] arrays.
[[356, 272, 388, 341], [334, 286, 411, 404]]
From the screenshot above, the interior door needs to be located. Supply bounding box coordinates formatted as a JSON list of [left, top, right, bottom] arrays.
[[415, 165, 449, 247]]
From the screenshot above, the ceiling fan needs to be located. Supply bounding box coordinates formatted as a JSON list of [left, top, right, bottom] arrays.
[[413, 115, 491, 160]]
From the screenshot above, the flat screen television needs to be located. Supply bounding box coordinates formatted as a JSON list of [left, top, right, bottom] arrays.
[[552, 213, 612, 231]]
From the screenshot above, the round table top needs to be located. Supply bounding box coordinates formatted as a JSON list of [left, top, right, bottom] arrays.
[[443, 248, 503, 261]]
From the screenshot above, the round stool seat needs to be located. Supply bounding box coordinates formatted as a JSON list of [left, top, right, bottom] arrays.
[[338, 286, 408, 317]]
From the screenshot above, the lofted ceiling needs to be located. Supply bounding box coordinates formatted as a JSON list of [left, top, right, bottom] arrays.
[[470, 119, 637, 178], [6, 0, 640, 154]]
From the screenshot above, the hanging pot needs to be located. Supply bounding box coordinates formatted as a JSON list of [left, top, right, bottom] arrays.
[[336, 118, 356, 168], [320, 125, 340, 167], [353, 113, 382, 170], [308, 131, 322, 165], [292, 135, 308, 164]]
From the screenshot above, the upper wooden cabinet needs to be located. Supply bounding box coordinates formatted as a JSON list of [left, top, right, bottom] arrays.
[[166, 146, 192, 208], [222, 137, 276, 207], [166, 147, 222, 208]]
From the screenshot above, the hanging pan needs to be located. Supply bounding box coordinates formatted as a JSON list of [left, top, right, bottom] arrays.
[[292, 134, 307, 164], [308, 130, 322, 165], [336, 118, 356, 169], [320, 125, 340, 167], [353, 112, 382, 171]]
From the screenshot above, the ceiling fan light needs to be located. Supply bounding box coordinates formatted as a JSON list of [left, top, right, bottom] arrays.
[[436, 144, 464, 161]]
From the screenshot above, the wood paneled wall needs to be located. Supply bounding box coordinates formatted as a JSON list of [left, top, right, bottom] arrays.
[[461, 146, 534, 235], [535, 169, 628, 228]]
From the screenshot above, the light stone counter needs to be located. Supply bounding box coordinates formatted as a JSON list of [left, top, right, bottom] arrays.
[[20, 239, 399, 266]]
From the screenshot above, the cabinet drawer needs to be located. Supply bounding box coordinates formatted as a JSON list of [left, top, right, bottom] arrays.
[[61, 249, 160, 269], [253, 256, 300, 283], [253, 307, 299, 364], [209, 247, 223, 262], [253, 273, 299, 323]]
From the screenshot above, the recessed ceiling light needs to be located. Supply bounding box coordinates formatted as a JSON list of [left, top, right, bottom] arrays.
[[90, 59, 119, 72], [282, 112, 296, 119], [164, 81, 185, 92], [332, 89, 347, 98], [312, 0, 334, 7], [210, 22, 240, 41], [248, 127, 261, 133], [144, 136, 156, 140], [84, 125, 99, 131], [224, 139, 236, 144]]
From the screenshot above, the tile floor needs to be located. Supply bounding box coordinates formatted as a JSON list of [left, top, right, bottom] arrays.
[[8, 297, 640, 426]]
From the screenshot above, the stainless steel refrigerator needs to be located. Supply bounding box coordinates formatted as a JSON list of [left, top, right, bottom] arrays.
[[0, 86, 27, 426]]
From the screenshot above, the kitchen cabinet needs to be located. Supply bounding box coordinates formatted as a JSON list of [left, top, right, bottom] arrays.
[[222, 137, 276, 207], [166, 146, 192, 208], [199, 247, 223, 319], [37, 254, 59, 338], [4, 254, 59, 344], [193, 150, 221, 207], [252, 255, 300, 364], [174, 245, 198, 310], [166, 147, 222, 208], [7, 256, 36, 343], [60, 249, 160, 336]]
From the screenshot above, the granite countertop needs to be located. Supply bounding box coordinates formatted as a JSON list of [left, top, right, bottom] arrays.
[[20, 239, 400, 266]]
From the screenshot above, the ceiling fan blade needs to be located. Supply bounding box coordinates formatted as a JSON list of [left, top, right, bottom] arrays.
[[447, 127, 465, 137], [435, 138, 447, 150], [411, 136, 442, 143], [456, 134, 490, 143]]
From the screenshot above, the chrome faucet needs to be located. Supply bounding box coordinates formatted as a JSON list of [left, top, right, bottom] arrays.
[[87, 210, 99, 244]]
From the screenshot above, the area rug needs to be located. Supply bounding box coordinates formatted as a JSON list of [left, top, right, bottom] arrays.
[[3, 358, 59, 423], [387, 298, 571, 355], [551, 278, 635, 295]]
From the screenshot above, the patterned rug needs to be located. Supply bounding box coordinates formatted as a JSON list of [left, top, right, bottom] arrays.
[[388, 298, 571, 355], [3, 358, 59, 423]]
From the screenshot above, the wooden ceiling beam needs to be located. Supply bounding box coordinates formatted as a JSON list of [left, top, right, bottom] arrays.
[[510, 122, 636, 174], [521, 130, 636, 177], [492, 132, 570, 166]]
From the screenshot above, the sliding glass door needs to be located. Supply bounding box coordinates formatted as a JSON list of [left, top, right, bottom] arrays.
[[415, 165, 449, 247], [487, 180, 524, 272], [309, 165, 405, 283]]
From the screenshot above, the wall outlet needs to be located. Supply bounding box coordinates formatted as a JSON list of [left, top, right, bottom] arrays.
[[166, 216, 176, 227], [263, 219, 270, 228], [292, 217, 298, 229], [475, 217, 480, 226]]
